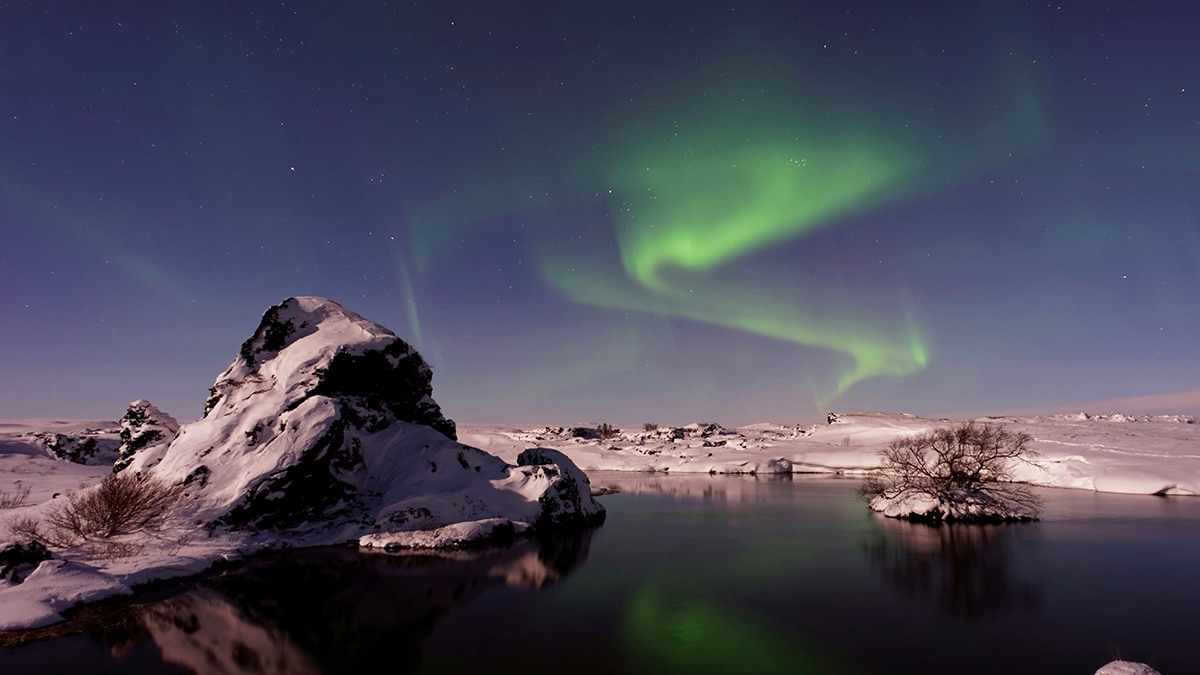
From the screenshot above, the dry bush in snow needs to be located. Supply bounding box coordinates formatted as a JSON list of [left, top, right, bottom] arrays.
[[11, 473, 184, 551], [0, 484, 31, 509]]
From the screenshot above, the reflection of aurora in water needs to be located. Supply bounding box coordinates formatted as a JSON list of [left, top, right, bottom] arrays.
[[622, 586, 861, 675]]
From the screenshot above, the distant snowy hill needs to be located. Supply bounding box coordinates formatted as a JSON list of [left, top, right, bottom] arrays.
[[0, 419, 122, 466], [460, 411, 1200, 496]]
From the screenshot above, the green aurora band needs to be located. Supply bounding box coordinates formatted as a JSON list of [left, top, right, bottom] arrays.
[[407, 58, 1046, 407], [543, 107, 930, 399]]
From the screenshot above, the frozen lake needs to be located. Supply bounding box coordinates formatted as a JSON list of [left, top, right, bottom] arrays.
[[4, 473, 1199, 673]]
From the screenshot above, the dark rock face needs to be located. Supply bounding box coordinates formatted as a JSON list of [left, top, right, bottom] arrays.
[[312, 340, 456, 440], [0, 541, 51, 583], [29, 430, 120, 465], [239, 302, 297, 367]]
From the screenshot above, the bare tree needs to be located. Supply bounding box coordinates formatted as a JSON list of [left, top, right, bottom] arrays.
[[861, 421, 1042, 520]]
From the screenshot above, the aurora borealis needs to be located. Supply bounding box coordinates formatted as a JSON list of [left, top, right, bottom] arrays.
[[2, 2, 1197, 423], [537, 81, 934, 401]]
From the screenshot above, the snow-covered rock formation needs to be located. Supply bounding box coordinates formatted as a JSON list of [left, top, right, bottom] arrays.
[[26, 426, 121, 465], [113, 400, 179, 473], [121, 296, 604, 546]]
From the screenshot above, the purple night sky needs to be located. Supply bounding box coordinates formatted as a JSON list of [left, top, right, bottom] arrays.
[[2, 1, 1197, 425]]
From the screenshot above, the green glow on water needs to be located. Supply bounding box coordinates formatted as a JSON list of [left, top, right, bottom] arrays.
[[623, 586, 862, 674]]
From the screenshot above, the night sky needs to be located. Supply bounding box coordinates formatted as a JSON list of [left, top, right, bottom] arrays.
[[2, 1, 1197, 425]]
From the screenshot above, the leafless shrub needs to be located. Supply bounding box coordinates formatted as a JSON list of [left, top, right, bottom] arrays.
[[0, 484, 31, 509], [24, 473, 187, 549], [6, 515, 50, 544], [861, 421, 1042, 517], [596, 423, 619, 440], [642, 422, 658, 432]]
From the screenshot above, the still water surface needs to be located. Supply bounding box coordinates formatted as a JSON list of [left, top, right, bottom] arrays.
[[5, 474, 1200, 673]]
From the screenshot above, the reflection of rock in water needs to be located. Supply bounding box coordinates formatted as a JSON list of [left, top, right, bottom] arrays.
[[864, 516, 1041, 620], [2, 530, 594, 673], [139, 589, 321, 674], [588, 471, 795, 504], [149, 531, 593, 673]]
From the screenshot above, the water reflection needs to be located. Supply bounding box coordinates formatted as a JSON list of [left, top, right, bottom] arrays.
[[864, 516, 1042, 620], [5, 530, 595, 673], [588, 470, 802, 504]]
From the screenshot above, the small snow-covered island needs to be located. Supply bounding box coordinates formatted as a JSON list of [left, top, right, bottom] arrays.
[[1, 296, 1198, 649]]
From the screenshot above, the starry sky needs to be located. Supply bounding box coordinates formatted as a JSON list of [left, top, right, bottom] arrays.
[[2, 1, 1198, 425]]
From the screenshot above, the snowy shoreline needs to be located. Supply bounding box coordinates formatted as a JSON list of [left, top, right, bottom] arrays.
[[2, 410, 1197, 633]]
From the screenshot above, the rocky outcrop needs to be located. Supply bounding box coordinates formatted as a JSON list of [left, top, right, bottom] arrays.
[[113, 400, 179, 473], [517, 448, 606, 529], [28, 428, 120, 465], [123, 296, 603, 546]]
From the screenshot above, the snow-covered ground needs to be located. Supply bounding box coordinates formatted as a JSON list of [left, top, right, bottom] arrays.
[[461, 411, 1200, 495]]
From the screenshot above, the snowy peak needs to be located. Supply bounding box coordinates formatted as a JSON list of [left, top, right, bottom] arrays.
[[202, 296, 454, 439], [233, 296, 395, 370]]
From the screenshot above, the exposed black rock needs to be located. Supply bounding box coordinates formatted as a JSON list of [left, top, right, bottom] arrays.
[[312, 340, 456, 439], [29, 430, 120, 465], [0, 541, 51, 583]]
